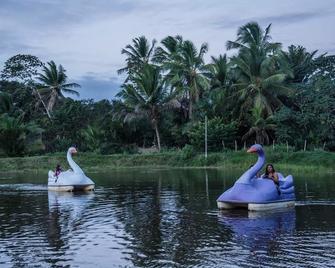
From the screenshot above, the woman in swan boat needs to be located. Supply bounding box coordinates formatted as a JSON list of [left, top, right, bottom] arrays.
[[48, 147, 95, 192], [217, 144, 295, 211]]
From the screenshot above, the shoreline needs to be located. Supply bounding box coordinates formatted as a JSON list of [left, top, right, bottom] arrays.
[[0, 149, 334, 173]]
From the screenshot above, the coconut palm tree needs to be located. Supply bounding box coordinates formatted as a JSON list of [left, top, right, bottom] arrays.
[[226, 22, 281, 54], [118, 36, 157, 80], [81, 125, 103, 152], [203, 54, 234, 116], [231, 52, 292, 116], [208, 54, 230, 90], [37, 61, 80, 114], [0, 114, 44, 156], [242, 106, 276, 145], [227, 22, 292, 116], [153, 35, 183, 64], [281, 45, 317, 83], [116, 64, 175, 151], [155, 37, 210, 120]]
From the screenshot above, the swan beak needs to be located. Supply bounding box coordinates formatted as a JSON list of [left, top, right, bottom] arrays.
[[247, 147, 257, 153], [72, 148, 77, 154]]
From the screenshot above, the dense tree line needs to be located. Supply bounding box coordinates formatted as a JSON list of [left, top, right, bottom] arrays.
[[0, 22, 334, 156]]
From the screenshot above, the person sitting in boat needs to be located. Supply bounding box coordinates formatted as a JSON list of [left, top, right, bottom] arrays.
[[262, 164, 279, 185], [262, 164, 281, 194], [54, 164, 62, 177]]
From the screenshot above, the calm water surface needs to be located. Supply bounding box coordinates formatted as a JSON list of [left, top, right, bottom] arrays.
[[0, 168, 334, 267]]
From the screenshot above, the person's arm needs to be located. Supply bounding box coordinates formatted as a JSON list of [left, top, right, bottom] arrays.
[[272, 173, 279, 184]]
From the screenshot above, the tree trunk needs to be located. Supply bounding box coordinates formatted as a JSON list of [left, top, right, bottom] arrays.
[[47, 90, 58, 112], [153, 122, 161, 152], [33, 88, 52, 119], [189, 98, 193, 120]]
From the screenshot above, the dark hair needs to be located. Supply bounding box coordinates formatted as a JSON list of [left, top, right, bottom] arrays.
[[264, 164, 275, 176]]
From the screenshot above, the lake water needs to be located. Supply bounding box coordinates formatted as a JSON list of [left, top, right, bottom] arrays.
[[0, 168, 334, 267]]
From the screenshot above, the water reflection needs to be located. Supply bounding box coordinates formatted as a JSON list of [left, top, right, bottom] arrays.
[[218, 209, 296, 256], [47, 191, 95, 251], [0, 169, 334, 267]]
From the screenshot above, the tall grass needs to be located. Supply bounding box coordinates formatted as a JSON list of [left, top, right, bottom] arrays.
[[0, 147, 334, 173]]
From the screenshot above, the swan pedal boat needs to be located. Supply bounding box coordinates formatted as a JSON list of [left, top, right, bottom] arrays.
[[48, 147, 95, 192], [217, 144, 295, 211]]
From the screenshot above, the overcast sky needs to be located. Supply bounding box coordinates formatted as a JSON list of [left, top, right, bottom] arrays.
[[1, 0, 334, 100]]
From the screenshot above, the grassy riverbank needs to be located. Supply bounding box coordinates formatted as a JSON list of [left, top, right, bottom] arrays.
[[0, 148, 334, 173]]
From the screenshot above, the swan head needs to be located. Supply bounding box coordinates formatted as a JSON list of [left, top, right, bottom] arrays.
[[247, 144, 264, 154], [68, 147, 77, 155]]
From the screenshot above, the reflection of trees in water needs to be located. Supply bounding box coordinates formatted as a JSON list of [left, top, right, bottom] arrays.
[[110, 169, 233, 267], [0, 191, 49, 267], [0, 189, 94, 267], [2, 170, 333, 267], [296, 205, 335, 231], [298, 174, 334, 201]]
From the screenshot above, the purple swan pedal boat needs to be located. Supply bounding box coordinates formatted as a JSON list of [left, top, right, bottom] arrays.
[[217, 144, 295, 211]]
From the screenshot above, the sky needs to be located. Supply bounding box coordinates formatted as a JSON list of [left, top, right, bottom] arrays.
[[0, 0, 334, 100]]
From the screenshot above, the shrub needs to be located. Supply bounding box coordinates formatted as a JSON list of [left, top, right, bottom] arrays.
[[187, 117, 237, 151]]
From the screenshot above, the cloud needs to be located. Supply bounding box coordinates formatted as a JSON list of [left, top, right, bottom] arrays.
[[0, 0, 334, 100], [71, 75, 121, 101], [212, 10, 334, 30]]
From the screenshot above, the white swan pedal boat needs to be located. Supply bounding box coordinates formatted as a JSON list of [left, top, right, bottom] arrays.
[[48, 147, 95, 192]]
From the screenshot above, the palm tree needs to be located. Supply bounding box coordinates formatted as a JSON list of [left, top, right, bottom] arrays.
[[281, 45, 317, 83], [205, 54, 233, 116], [37, 61, 80, 114], [0, 114, 44, 156], [242, 106, 275, 145], [208, 54, 230, 90], [155, 36, 210, 119], [226, 22, 281, 53], [116, 64, 175, 151], [227, 22, 292, 116], [81, 125, 103, 152], [0, 91, 12, 114], [153, 35, 183, 64], [118, 36, 157, 80]]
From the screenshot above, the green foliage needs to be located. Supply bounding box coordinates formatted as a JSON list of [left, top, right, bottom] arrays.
[[37, 60, 80, 113], [116, 63, 176, 151], [1, 54, 44, 82], [0, 149, 333, 173], [281, 45, 317, 83], [42, 99, 94, 152], [0, 114, 44, 156], [81, 125, 103, 152], [227, 22, 292, 117], [187, 117, 237, 151], [242, 106, 276, 145], [118, 36, 157, 80], [275, 74, 335, 149], [153, 36, 210, 119], [179, 144, 196, 160], [0, 22, 335, 157], [0, 92, 12, 114]]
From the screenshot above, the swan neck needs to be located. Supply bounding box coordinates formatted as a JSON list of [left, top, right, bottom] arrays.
[[236, 150, 265, 184], [67, 151, 84, 174], [251, 151, 264, 175]]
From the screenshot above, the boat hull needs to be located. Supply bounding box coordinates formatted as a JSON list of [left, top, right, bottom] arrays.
[[217, 200, 295, 211], [48, 184, 95, 192]]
